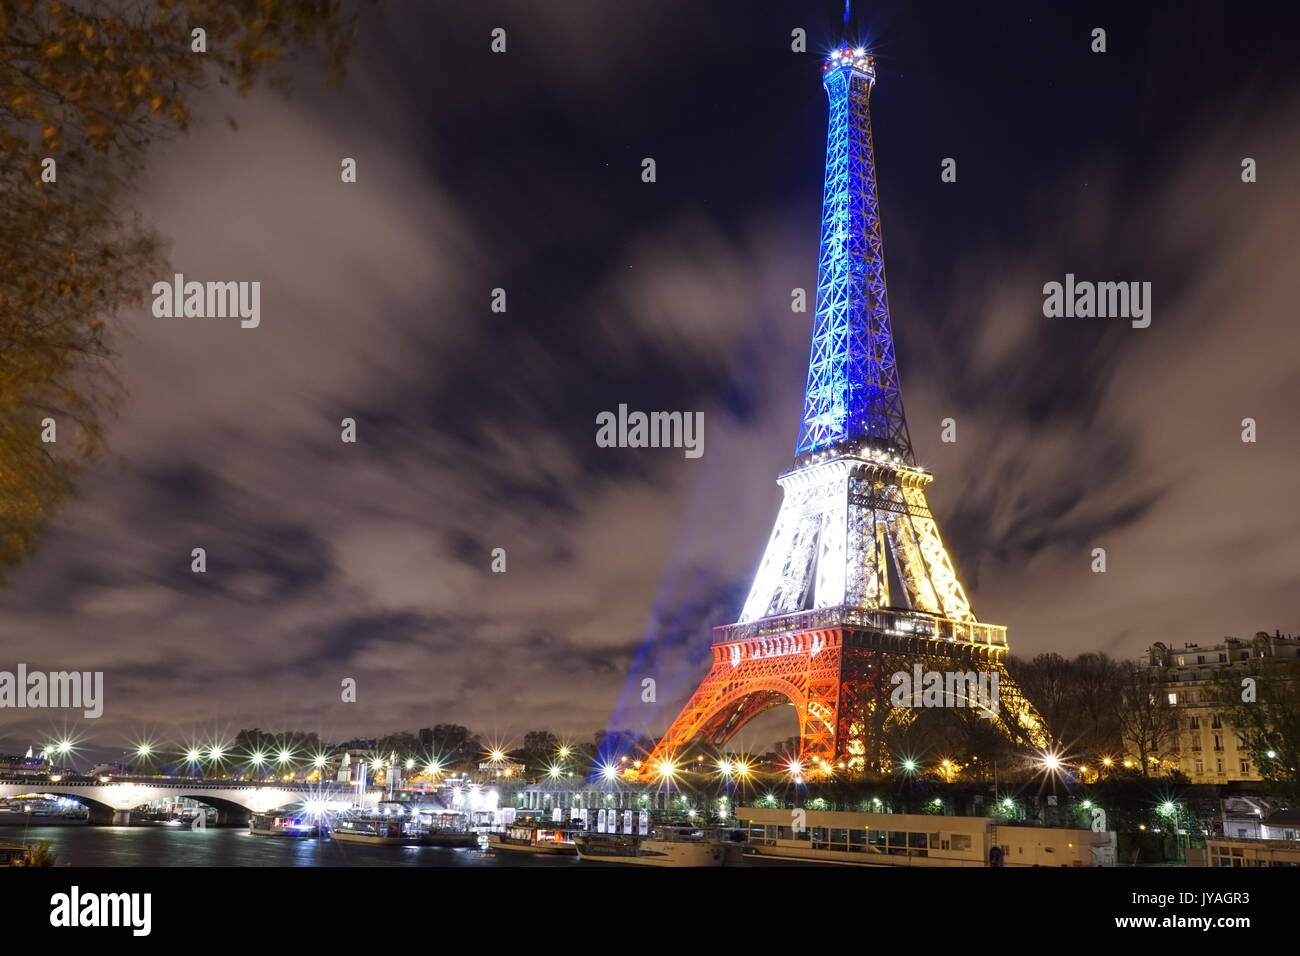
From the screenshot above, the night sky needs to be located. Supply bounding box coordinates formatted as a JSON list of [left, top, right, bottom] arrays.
[[3, 0, 1299, 759]]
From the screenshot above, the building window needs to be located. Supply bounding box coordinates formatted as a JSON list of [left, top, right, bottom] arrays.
[[1216, 759, 1224, 772], [1212, 715, 1222, 728], [1195, 760, 1204, 774], [1214, 735, 1224, 751], [1240, 761, 1251, 774], [1167, 692, 1178, 705], [1189, 716, 1200, 729]]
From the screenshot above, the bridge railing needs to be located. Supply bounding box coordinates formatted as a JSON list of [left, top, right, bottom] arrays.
[[0, 774, 357, 790]]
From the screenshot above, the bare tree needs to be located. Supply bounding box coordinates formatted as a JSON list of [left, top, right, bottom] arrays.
[[1114, 660, 1179, 776]]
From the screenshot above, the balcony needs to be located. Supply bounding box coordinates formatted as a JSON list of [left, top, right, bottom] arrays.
[[713, 605, 1007, 648]]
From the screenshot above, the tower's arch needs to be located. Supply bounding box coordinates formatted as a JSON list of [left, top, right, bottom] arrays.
[[692, 680, 807, 748]]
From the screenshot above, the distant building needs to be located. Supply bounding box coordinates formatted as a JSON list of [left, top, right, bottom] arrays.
[[1220, 795, 1270, 839], [0, 752, 47, 774], [1260, 809, 1300, 841], [477, 759, 526, 781], [1202, 811, 1300, 868], [1146, 631, 1300, 784]]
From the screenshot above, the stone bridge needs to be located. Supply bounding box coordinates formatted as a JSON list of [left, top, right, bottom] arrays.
[[0, 776, 379, 825]]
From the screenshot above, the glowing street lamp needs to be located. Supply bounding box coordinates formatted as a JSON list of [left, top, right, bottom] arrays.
[[276, 748, 295, 766]]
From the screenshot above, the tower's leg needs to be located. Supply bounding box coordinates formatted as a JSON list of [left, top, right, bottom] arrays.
[[989, 664, 1049, 750]]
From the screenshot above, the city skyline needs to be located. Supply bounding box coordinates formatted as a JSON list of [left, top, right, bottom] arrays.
[[2, 0, 1299, 761]]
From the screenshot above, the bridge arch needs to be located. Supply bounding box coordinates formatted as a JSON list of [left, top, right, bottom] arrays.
[[3, 789, 121, 825], [0, 781, 311, 825]]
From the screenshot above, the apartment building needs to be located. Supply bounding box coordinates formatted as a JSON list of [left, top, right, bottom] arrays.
[[1146, 631, 1299, 784]]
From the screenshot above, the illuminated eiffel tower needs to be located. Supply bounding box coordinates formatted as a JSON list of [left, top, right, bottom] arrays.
[[643, 38, 1045, 778]]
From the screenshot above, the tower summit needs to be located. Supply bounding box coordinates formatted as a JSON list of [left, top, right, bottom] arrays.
[[640, 33, 1045, 778], [800, 45, 911, 462]]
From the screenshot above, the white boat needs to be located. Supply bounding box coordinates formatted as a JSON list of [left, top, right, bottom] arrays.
[[331, 813, 476, 847], [248, 812, 319, 838], [574, 826, 745, 867], [488, 823, 579, 855]]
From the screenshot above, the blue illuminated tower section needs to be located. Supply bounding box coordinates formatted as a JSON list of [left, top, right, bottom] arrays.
[[797, 48, 913, 463]]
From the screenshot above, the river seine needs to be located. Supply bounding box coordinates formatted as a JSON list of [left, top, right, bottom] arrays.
[[7, 825, 582, 867]]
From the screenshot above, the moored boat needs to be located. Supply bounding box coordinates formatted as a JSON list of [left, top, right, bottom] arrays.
[[330, 809, 477, 848], [248, 812, 320, 838], [574, 826, 745, 867], [488, 823, 580, 855], [330, 817, 416, 845]]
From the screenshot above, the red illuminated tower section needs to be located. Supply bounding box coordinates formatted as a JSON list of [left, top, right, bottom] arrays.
[[640, 46, 1045, 779]]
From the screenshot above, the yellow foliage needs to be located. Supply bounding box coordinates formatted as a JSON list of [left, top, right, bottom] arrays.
[[0, 0, 369, 579]]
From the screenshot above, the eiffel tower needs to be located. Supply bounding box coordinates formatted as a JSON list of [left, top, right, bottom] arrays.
[[643, 40, 1045, 777]]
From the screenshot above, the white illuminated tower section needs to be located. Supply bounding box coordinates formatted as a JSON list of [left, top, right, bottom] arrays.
[[644, 46, 1045, 775]]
